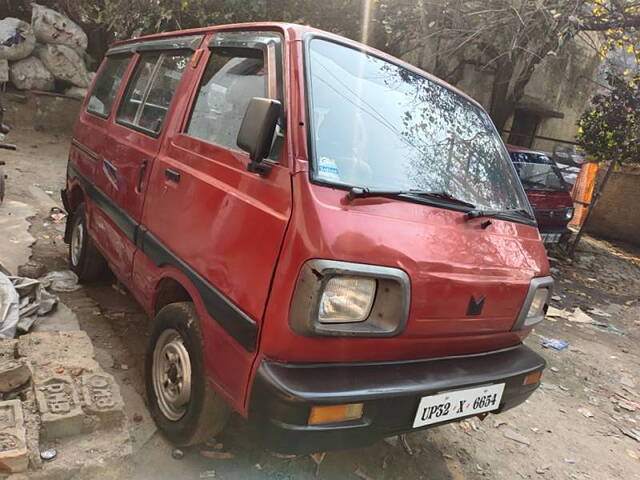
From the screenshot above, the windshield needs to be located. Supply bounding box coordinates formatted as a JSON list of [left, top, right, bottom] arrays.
[[306, 39, 530, 213], [509, 151, 569, 192]]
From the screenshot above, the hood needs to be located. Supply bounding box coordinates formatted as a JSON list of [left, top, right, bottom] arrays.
[[261, 176, 551, 364]]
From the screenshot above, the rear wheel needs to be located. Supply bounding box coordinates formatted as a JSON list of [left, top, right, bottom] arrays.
[[145, 302, 230, 446], [68, 204, 107, 282]]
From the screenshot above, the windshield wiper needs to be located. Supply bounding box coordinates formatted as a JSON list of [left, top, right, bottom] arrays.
[[466, 208, 534, 221], [346, 187, 476, 208]]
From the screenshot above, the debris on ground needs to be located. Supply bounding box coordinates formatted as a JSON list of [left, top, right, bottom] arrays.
[[17, 261, 46, 279], [354, 466, 374, 480], [0, 271, 58, 338], [48, 207, 66, 224], [171, 448, 184, 460], [619, 426, 640, 442], [577, 407, 594, 418], [541, 338, 569, 350], [39, 270, 80, 292], [39, 448, 56, 461], [502, 428, 531, 446], [200, 450, 234, 460]]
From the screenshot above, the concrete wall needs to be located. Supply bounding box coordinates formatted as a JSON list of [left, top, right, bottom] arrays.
[[587, 164, 640, 246]]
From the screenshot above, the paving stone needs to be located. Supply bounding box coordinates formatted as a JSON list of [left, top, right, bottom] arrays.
[[34, 375, 83, 439], [0, 400, 29, 473], [0, 360, 31, 393], [81, 372, 125, 429]]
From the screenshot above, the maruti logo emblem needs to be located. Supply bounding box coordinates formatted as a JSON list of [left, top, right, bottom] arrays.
[[467, 295, 485, 316]]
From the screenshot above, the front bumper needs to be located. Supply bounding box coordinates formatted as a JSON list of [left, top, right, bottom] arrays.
[[249, 344, 545, 454]]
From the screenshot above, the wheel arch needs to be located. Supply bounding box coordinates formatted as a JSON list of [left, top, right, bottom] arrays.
[[153, 276, 194, 317]]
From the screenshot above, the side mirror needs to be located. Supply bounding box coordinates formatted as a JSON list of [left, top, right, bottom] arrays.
[[237, 97, 282, 175]]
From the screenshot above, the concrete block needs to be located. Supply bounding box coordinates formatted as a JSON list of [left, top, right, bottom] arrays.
[[0, 360, 31, 393], [81, 373, 125, 429], [34, 376, 83, 439], [0, 400, 28, 473]]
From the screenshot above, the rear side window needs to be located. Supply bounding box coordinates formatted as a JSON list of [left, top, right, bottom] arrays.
[[117, 52, 191, 135], [87, 55, 131, 118], [186, 51, 267, 151]]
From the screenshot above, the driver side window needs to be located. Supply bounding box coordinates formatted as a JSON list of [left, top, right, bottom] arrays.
[[186, 50, 267, 152]]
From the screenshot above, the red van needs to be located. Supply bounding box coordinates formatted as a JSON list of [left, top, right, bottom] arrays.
[[61, 24, 550, 453], [507, 145, 574, 245]]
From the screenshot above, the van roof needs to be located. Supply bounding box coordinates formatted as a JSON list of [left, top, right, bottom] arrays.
[[107, 22, 482, 109]]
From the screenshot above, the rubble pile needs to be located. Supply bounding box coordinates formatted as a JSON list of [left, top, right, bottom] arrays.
[[0, 331, 131, 478], [0, 4, 92, 98]]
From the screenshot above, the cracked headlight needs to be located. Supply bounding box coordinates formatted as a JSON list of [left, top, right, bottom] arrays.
[[290, 260, 410, 337]]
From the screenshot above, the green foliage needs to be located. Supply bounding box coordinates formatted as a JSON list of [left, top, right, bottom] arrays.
[[577, 72, 640, 163]]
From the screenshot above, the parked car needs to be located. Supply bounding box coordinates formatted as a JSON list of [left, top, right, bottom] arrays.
[[507, 145, 575, 245], [62, 24, 550, 453]]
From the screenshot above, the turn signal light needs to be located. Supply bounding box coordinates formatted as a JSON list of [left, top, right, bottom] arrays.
[[523, 371, 542, 386], [308, 403, 364, 425]]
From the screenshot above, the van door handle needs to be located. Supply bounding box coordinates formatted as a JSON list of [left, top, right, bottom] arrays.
[[137, 159, 148, 192], [165, 168, 181, 183]]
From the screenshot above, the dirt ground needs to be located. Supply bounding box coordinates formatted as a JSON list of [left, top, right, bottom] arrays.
[[1, 97, 639, 480]]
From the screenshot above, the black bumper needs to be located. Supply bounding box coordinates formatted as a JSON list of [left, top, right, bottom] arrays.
[[249, 344, 545, 454]]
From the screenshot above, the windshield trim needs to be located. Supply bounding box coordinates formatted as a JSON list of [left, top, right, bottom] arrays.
[[302, 33, 535, 226]]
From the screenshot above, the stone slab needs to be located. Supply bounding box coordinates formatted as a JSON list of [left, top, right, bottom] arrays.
[[17, 331, 100, 376], [0, 360, 31, 393], [81, 372, 125, 429], [34, 375, 83, 439], [0, 400, 28, 473]]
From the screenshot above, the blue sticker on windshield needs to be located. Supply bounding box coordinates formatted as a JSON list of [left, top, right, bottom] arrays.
[[317, 156, 341, 182]]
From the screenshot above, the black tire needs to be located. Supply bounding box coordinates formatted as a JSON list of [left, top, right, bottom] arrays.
[[145, 302, 230, 446], [68, 203, 107, 282]]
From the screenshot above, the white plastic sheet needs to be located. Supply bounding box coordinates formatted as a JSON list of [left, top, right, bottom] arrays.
[[31, 3, 88, 52], [36, 44, 90, 87], [0, 18, 36, 61], [9, 56, 55, 91], [0, 272, 58, 338]]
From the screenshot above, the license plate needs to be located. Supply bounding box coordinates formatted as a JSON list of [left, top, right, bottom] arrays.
[[413, 383, 505, 428], [542, 233, 561, 243]]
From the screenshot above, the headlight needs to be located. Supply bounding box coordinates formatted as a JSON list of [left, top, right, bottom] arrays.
[[565, 207, 574, 220], [290, 260, 410, 337], [526, 287, 549, 320], [319, 276, 376, 323], [512, 277, 554, 330]]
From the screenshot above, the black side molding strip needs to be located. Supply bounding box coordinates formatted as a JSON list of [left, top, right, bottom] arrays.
[[68, 164, 138, 241], [142, 232, 258, 351], [71, 139, 99, 161], [67, 164, 258, 351]]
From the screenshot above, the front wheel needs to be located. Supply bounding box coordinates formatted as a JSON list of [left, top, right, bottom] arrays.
[[145, 302, 230, 446]]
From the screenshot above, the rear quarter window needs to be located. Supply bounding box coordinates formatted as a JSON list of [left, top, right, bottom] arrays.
[[87, 55, 131, 118], [117, 52, 191, 135]]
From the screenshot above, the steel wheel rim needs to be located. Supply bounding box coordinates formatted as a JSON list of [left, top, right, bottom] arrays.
[[152, 329, 192, 421], [70, 222, 83, 266]]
